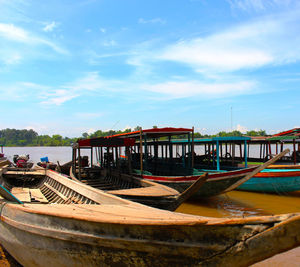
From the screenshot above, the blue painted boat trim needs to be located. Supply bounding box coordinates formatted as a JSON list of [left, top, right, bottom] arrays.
[[237, 176, 300, 193]]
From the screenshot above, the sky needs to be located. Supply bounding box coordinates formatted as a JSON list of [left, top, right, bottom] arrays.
[[0, 0, 300, 137]]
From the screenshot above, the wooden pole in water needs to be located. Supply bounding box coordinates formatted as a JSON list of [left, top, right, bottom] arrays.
[[192, 127, 194, 168], [139, 129, 143, 175], [115, 146, 119, 170], [78, 147, 82, 180], [91, 147, 93, 167], [293, 139, 296, 165]]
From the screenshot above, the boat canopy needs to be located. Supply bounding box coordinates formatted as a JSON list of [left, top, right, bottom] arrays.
[[267, 135, 300, 142], [172, 136, 251, 143], [76, 137, 136, 148], [112, 127, 193, 139], [272, 128, 300, 137]]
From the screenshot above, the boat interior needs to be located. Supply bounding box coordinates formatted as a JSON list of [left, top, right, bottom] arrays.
[[0, 167, 127, 205]]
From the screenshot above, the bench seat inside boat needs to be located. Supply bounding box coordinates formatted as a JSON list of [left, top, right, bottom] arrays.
[[10, 187, 49, 203]]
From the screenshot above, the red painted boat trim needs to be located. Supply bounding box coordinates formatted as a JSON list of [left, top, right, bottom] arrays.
[[254, 171, 300, 178], [137, 167, 257, 182]]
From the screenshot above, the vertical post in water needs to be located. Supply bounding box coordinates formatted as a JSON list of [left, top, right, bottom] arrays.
[[293, 138, 296, 165], [188, 132, 191, 168], [144, 133, 148, 171], [244, 140, 248, 168], [191, 127, 194, 168], [78, 147, 82, 180], [91, 147, 93, 167], [140, 129, 143, 175], [216, 139, 220, 171]]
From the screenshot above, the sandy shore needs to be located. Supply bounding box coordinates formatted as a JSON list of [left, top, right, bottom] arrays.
[[252, 246, 300, 266]]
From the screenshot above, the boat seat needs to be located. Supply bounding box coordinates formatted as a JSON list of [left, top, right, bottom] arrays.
[[30, 188, 49, 203], [10, 187, 49, 203], [11, 187, 31, 202]]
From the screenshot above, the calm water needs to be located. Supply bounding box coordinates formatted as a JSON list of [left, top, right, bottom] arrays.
[[2, 146, 300, 265]]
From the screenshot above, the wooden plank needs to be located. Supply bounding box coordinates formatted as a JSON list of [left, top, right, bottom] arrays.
[[107, 185, 176, 197], [30, 189, 49, 203], [0, 184, 23, 203], [11, 187, 31, 202]]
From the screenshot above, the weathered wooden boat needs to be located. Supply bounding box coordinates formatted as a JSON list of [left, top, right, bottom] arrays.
[[0, 166, 300, 267], [88, 128, 287, 199], [70, 136, 207, 210]]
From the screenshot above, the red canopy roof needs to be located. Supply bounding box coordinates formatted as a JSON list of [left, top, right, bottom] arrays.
[[77, 136, 136, 147], [272, 128, 300, 137], [111, 127, 193, 139]]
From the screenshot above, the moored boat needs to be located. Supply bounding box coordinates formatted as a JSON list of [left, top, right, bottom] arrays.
[[102, 128, 289, 198], [237, 168, 300, 193], [70, 136, 207, 210], [0, 166, 300, 267], [173, 135, 300, 194]]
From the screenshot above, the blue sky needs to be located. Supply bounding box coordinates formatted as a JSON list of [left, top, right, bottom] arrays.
[[0, 0, 299, 137]]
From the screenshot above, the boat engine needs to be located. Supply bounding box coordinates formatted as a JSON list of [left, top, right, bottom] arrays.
[[13, 154, 32, 168]]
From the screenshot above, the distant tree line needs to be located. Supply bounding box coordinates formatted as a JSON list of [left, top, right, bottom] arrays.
[[0, 127, 268, 147], [0, 129, 76, 147]]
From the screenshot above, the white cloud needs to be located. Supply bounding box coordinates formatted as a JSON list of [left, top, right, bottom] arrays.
[[157, 20, 278, 72], [87, 128, 96, 134], [138, 18, 166, 24], [143, 80, 255, 99], [43, 21, 59, 32], [0, 81, 48, 101], [39, 72, 112, 106], [0, 23, 67, 55], [227, 0, 293, 11], [0, 23, 29, 42], [40, 90, 79, 106], [127, 8, 300, 76], [236, 124, 248, 133], [99, 28, 106, 33]]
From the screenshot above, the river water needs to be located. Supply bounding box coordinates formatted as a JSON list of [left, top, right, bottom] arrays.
[[2, 146, 300, 266]]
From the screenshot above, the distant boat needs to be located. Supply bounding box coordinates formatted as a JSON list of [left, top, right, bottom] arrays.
[[0, 166, 300, 267]]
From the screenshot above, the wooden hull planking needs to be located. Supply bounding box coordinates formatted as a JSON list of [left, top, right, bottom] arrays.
[[138, 167, 258, 198], [0, 202, 300, 267]]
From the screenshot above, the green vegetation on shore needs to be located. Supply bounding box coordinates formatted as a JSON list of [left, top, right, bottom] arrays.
[[0, 127, 267, 147]]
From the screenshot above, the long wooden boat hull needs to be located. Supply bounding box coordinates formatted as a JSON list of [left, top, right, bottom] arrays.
[[237, 168, 300, 193], [0, 168, 300, 266], [137, 167, 258, 199]]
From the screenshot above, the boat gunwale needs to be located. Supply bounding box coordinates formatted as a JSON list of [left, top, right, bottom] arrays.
[[138, 166, 258, 182], [1, 200, 298, 226]]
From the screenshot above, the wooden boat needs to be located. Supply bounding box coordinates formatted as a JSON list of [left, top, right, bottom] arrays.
[[86, 128, 287, 199], [242, 128, 300, 165], [237, 168, 300, 193], [174, 135, 300, 194], [0, 166, 300, 267], [69, 136, 208, 211]]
